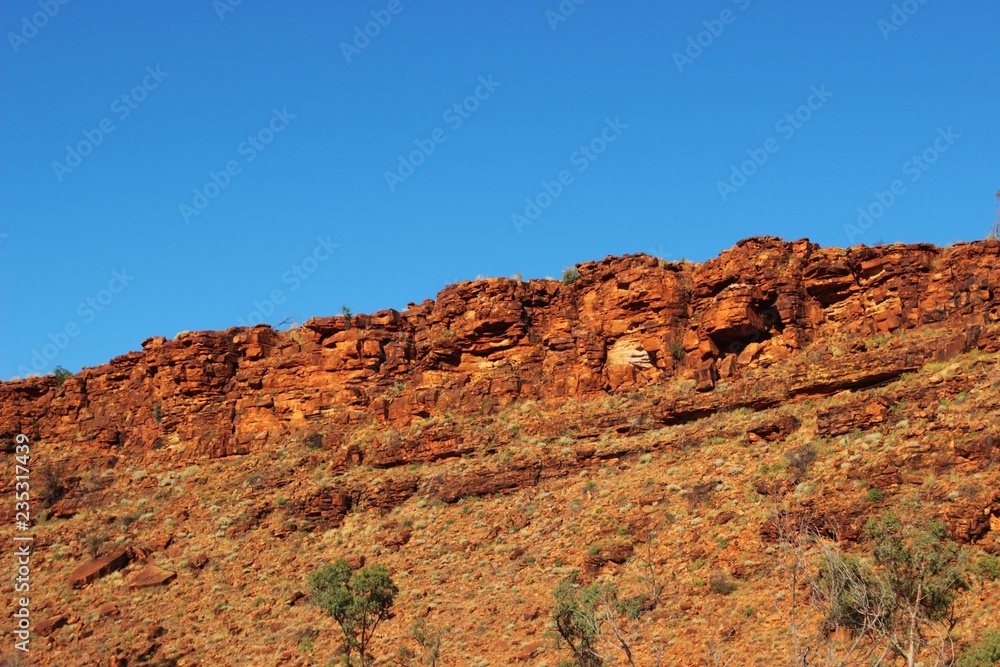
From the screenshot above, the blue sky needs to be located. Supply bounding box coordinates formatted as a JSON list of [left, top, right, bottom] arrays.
[[2, 1, 998, 379]]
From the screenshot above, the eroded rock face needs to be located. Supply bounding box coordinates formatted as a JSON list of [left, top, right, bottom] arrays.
[[3, 237, 1000, 464]]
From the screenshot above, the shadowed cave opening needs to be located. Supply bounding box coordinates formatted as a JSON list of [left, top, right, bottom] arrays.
[[709, 301, 784, 356]]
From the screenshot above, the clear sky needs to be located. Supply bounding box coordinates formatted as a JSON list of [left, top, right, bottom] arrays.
[[2, 2, 998, 380]]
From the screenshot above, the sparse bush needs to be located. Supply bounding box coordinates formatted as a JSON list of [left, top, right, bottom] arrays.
[[814, 543, 891, 636], [977, 553, 1000, 582], [864, 334, 889, 350], [783, 444, 817, 479], [39, 463, 66, 508], [396, 618, 444, 666], [309, 559, 398, 666], [152, 402, 162, 423], [709, 573, 737, 595], [296, 628, 319, 654], [81, 531, 106, 559], [341, 305, 353, 329], [561, 267, 580, 285], [52, 366, 72, 384], [670, 341, 685, 361]]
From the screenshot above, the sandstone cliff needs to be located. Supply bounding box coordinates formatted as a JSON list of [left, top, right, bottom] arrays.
[[3, 237, 998, 463], [3, 236, 1000, 666]]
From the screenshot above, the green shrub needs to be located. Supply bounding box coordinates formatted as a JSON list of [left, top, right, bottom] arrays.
[[958, 628, 1000, 667], [52, 366, 72, 384], [977, 553, 1000, 582], [561, 267, 580, 285], [867, 488, 884, 502]]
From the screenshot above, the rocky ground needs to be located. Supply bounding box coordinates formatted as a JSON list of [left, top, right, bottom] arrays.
[[2, 237, 999, 665]]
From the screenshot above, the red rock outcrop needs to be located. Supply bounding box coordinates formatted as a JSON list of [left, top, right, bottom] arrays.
[[3, 237, 1000, 468]]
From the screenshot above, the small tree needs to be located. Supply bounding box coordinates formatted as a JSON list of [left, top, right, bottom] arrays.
[[309, 559, 398, 667], [552, 578, 640, 666], [865, 513, 967, 667], [769, 502, 971, 667], [395, 618, 445, 666], [553, 579, 605, 667]]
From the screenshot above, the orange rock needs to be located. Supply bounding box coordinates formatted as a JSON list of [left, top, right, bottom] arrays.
[[68, 549, 131, 589], [129, 565, 176, 589], [515, 641, 545, 660], [35, 614, 67, 637]]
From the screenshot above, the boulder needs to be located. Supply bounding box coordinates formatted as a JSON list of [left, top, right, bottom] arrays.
[[68, 549, 131, 589], [35, 614, 67, 637], [129, 565, 176, 589]]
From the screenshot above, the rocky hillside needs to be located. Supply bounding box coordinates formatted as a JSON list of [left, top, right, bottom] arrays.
[[2, 236, 1000, 666]]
